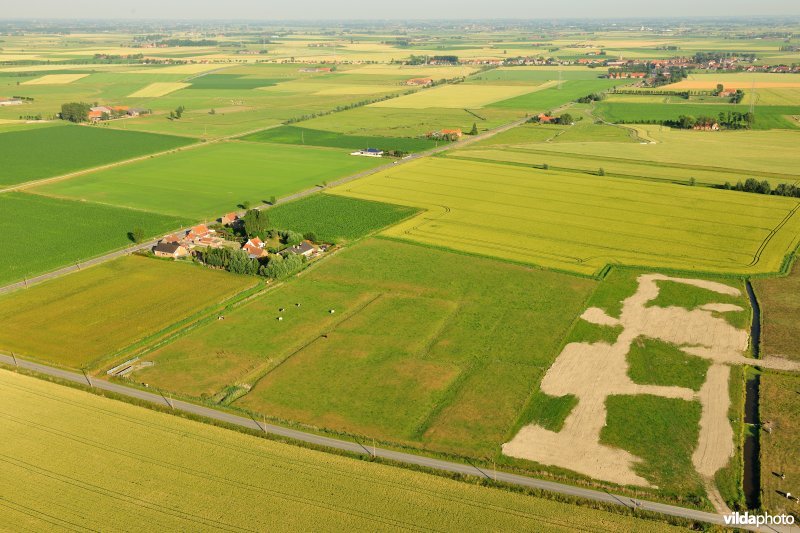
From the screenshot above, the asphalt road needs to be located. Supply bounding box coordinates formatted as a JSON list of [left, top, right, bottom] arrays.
[[4, 353, 795, 532]]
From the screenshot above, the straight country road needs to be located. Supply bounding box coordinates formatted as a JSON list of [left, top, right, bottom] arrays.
[[0, 114, 529, 295], [2, 353, 794, 532]]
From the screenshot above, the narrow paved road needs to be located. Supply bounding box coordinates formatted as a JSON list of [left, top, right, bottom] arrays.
[[0, 115, 529, 295], [3, 353, 793, 532]]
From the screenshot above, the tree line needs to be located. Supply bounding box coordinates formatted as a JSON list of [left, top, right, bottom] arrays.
[[718, 178, 800, 198]]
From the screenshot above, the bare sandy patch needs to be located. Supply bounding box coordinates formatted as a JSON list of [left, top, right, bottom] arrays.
[[580, 307, 620, 327], [693, 364, 734, 477], [700, 303, 744, 313], [504, 273, 750, 487]]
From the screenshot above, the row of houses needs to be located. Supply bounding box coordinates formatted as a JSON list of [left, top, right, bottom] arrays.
[[0, 97, 24, 107]]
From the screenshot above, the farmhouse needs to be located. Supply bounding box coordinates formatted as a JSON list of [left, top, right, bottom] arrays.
[[242, 237, 266, 258], [536, 113, 557, 123], [406, 77, 433, 87], [186, 224, 212, 241], [427, 129, 462, 140], [287, 240, 317, 258], [219, 212, 239, 225], [153, 242, 189, 259], [351, 148, 384, 157], [0, 98, 23, 107]]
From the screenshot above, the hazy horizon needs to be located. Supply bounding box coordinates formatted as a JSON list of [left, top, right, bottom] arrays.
[[1, 0, 799, 21]]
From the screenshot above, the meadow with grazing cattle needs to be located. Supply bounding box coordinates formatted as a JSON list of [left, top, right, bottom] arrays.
[[132, 238, 595, 457]]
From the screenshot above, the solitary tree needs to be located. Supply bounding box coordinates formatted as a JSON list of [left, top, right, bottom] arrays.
[[598, 167, 606, 176], [130, 227, 145, 243], [469, 122, 478, 135]]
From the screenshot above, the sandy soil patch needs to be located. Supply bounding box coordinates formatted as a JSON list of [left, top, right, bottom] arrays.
[[580, 307, 620, 326], [23, 74, 89, 85], [504, 274, 749, 487], [693, 364, 734, 477], [700, 303, 744, 313]]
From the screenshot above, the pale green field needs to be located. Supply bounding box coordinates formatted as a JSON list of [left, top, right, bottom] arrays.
[[0, 369, 681, 532], [330, 157, 800, 276], [480, 125, 800, 181], [370, 83, 549, 109]]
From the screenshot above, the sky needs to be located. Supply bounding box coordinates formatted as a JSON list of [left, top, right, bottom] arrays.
[[3, 0, 799, 20]]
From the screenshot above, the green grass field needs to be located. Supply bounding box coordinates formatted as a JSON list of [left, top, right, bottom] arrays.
[[0, 369, 682, 531], [595, 101, 800, 130], [134, 238, 595, 457], [760, 371, 800, 519], [602, 395, 704, 497], [627, 338, 711, 392], [266, 194, 419, 243], [753, 261, 800, 361], [487, 79, 622, 111], [457, 124, 800, 185], [0, 192, 190, 286], [299, 105, 522, 137], [468, 67, 605, 83], [0, 124, 194, 186], [242, 125, 439, 152], [186, 74, 281, 90], [329, 157, 800, 276], [32, 141, 386, 219], [0, 256, 256, 368]]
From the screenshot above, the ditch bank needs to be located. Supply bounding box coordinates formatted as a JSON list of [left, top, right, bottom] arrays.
[[743, 280, 761, 510]]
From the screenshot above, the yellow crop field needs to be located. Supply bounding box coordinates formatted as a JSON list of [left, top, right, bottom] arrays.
[[330, 157, 800, 276], [129, 82, 191, 97], [22, 73, 90, 85], [0, 369, 681, 532], [0, 256, 257, 368], [370, 83, 547, 109]]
